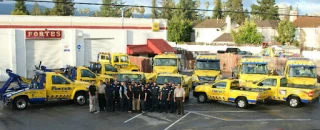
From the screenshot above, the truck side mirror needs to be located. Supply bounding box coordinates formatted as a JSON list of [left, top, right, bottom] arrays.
[[212, 85, 216, 88]]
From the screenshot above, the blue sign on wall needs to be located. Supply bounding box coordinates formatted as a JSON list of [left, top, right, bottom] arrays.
[[77, 44, 81, 51]]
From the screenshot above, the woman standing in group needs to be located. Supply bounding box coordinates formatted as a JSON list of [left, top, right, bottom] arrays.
[[126, 84, 133, 113], [139, 85, 148, 113]]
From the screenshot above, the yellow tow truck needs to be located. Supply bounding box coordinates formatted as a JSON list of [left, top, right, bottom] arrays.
[[153, 52, 179, 74], [193, 78, 270, 108], [251, 76, 320, 108], [1, 69, 89, 110], [192, 54, 222, 89], [155, 73, 192, 99], [232, 56, 270, 86], [88, 61, 120, 78], [98, 52, 139, 72], [116, 71, 157, 84]]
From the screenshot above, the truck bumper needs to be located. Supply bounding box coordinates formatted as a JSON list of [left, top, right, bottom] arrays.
[[301, 97, 320, 104]]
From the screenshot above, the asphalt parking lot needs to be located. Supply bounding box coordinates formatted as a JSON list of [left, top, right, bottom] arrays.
[[0, 72, 320, 130]]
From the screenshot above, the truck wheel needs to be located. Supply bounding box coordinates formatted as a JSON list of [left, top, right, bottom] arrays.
[[288, 96, 301, 108], [197, 93, 207, 103], [13, 97, 28, 110], [236, 97, 248, 108], [74, 92, 87, 105]]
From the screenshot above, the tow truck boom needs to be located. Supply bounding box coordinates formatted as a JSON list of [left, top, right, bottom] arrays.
[[0, 69, 24, 96]]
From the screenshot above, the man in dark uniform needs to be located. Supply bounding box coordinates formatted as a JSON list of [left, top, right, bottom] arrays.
[[105, 82, 114, 112], [113, 81, 121, 111], [138, 80, 144, 89], [147, 78, 153, 87], [150, 82, 160, 112], [168, 81, 173, 89], [125, 77, 130, 87], [160, 83, 170, 113], [169, 84, 176, 113], [144, 83, 151, 111]]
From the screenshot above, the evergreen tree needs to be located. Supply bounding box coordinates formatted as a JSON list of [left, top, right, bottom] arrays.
[[251, 0, 279, 20], [168, 15, 193, 42], [212, 0, 223, 19], [151, 0, 159, 18], [275, 20, 297, 45], [31, 2, 42, 15], [175, 0, 197, 21], [11, 1, 29, 15], [224, 0, 245, 24], [43, 8, 51, 15], [289, 5, 293, 11], [159, 0, 175, 20], [99, 0, 113, 17], [51, 0, 75, 16]]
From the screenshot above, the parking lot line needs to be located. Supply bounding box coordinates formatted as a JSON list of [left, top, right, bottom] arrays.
[[191, 112, 226, 120], [187, 110, 281, 113], [164, 112, 191, 130], [124, 113, 143, 123]]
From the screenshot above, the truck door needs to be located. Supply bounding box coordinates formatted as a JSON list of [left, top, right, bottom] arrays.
[[50, 75, 73, 99], [79, 69, 97, 83], [210, 81, 227, 101], [256, 78, 278, 99]]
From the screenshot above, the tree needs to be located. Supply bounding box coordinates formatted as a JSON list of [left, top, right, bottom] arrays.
[[289, 5, 293, 11], [274, 20, 297, 45], [175, 0, 198, 21], [168, 15, 193, 42], [231, 19, 263, 45], [244, 8, 250, 20], [224, 0, 246, 24], [159, 0, 175, 20], [31, 2, 42, 15], [11, 1, 29, 15], [51, 0, 75, 16], [251, 0, 279, 20], [212, 0, 223, 19], [203, 1, 210, 16], [139, 7, 145, 18], [99, 0, 113, 17], [151, 0, 159, 18], [43, 8, 51, 15]]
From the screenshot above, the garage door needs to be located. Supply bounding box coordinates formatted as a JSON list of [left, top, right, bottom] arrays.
[[26, 40, 62, 78], [84, 38, 114, 66]]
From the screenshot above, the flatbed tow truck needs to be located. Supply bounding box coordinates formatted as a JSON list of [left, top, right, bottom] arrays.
[[0, 69, 90, 110]]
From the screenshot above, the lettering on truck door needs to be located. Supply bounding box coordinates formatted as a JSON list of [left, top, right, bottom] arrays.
[[211, 81, 227, 101], [257, 78, 278, 99], [51, 75, 73, 99]]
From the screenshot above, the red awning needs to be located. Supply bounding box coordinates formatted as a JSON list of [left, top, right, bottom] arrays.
[[127, 39, 176, 55], [127, 45, 154, 54]]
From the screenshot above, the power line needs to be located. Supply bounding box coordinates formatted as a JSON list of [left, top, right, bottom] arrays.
[[5, 0, 320, 18]]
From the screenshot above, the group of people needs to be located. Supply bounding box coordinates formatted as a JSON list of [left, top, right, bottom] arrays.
[[87, 78, 186, 115]]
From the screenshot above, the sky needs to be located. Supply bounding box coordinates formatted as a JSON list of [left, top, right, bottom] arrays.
[[3, 0, 320, 15]]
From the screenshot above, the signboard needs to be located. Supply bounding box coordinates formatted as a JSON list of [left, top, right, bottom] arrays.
[[26, 30, 62, 39], [64, 45, 70, 52], [77, 44, 81, 51], [152, 22, 160, 31]]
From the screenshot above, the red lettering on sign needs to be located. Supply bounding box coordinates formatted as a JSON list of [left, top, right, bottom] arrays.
[[25, 30, 62, 39]]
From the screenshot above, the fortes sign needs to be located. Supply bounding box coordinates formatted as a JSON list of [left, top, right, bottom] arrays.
[[25, 30, 62, 39]]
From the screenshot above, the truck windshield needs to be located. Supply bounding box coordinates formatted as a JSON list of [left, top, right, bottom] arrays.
[[117, 74, 143, 82], [195, 61, 220, 70], [288, 66, 317, 78], [241, 64, 267, 74], [156, 76, 181, 85], [154, 58, 177, 66]]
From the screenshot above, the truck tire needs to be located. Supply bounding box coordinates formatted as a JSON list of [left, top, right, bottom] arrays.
[[197, 93, 207, 103], [236, 97, 248, 108], [288, 96, 301, 108], [74, 92, 87, 105], [13, 96, 28, 110]]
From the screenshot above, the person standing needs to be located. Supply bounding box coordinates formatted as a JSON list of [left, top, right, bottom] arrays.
[[132, 84, 140, 112], [126, 84, 133, 113], [150, 82, 160, 112], [105, 82, 114, 112], [138, 80, 144, 89], [160, 83, 170, 113], [147, 78, 153, 87], [119, 82, 127, 111], [169, 84, 176, 113], [113, 81, 121, 111], [139, 85, 147, 113], [97, 80, 106, 111], [144, 84, 152, 111], [174, 84, 185, 115], [88, 81, 97, 113]]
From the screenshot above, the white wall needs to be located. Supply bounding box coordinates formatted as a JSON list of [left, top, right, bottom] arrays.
[[0, 29, 13, 81], [257, 27, 278, 44], [302, 51, 320, 60], [296, 28, 320, 48], [194, 28, 223, 43]]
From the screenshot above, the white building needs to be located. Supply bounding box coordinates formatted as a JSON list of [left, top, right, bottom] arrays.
[[291, 10, 320, 49], [0, 15, 169, 80], [193, 15, 238, 44], [277, 3, 290, 20], [256, 20, 280, 45]]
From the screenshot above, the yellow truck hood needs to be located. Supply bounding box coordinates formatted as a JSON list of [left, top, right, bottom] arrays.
[[240, 74, 268, 82], [194, 70, 220, 77], [287, 77, 317, 85], [154, 66, 177, 74], [74, 80, 90, 88]]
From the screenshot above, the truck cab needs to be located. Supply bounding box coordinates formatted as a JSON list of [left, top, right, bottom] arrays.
[[232, 56, 269, 86], [153, 52, 179, 74], [192, 54, 222, 89], [282, 58, 317, 85], [251, 76, 320, 108], [1, 69, 89, 110], [98, 52, 139, 72], [88, 61, 119, 77], [155, 73, 192, 99]]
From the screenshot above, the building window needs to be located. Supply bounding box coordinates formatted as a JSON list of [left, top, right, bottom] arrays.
[[217, 29, 220, 31]]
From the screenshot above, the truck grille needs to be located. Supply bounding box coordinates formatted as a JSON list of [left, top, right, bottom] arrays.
[[198, 76, 216, 81]]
